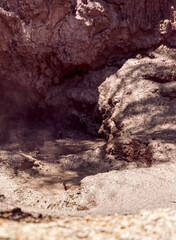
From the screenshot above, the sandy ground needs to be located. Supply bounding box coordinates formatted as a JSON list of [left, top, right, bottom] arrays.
[[0, 127, 175, 219]]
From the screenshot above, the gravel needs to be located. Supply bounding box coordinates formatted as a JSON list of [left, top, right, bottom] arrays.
[[0, 208, 176, 240]]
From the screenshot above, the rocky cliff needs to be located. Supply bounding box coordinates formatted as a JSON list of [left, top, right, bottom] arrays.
[[0, 0, 176, 137]]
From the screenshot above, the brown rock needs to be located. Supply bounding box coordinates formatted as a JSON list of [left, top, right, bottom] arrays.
[[0, 0, 175, 93], [98, 46, 176, 164]]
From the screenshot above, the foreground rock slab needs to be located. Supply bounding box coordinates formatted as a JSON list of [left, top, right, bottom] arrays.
[[78, 162, 176, 215], [0, 209, 176, 240]]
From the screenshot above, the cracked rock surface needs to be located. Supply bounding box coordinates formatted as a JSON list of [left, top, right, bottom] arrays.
[[0, 1, 176, 238], [99, 46, 176, 166], [0, 0, 176, 92]]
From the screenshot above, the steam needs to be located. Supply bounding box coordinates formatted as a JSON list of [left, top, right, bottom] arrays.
[[0, 77, 42, 143]]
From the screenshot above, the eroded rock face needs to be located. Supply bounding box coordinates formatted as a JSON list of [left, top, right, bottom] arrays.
[[99, 46, 176, 164], [0, 0, 176, 224], [0, 1, 176, 137], [0, 0, 176, 93], [45, 67, 117, 136]]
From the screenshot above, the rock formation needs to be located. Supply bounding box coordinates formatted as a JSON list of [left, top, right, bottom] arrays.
[[0, 1, 175, 133], [99, 46, 176, 165], [0, 2, 176, 235]]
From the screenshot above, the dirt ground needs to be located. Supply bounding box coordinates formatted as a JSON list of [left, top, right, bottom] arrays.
[[0, 125, 106, 217], [0, 125, 175, 221]]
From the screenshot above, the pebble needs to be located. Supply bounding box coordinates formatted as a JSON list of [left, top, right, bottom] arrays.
[[0, 209, 176, 239]]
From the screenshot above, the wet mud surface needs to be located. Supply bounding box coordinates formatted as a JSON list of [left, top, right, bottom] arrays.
[[0, 126, 176, 221], [0, 126, 107, 216]]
